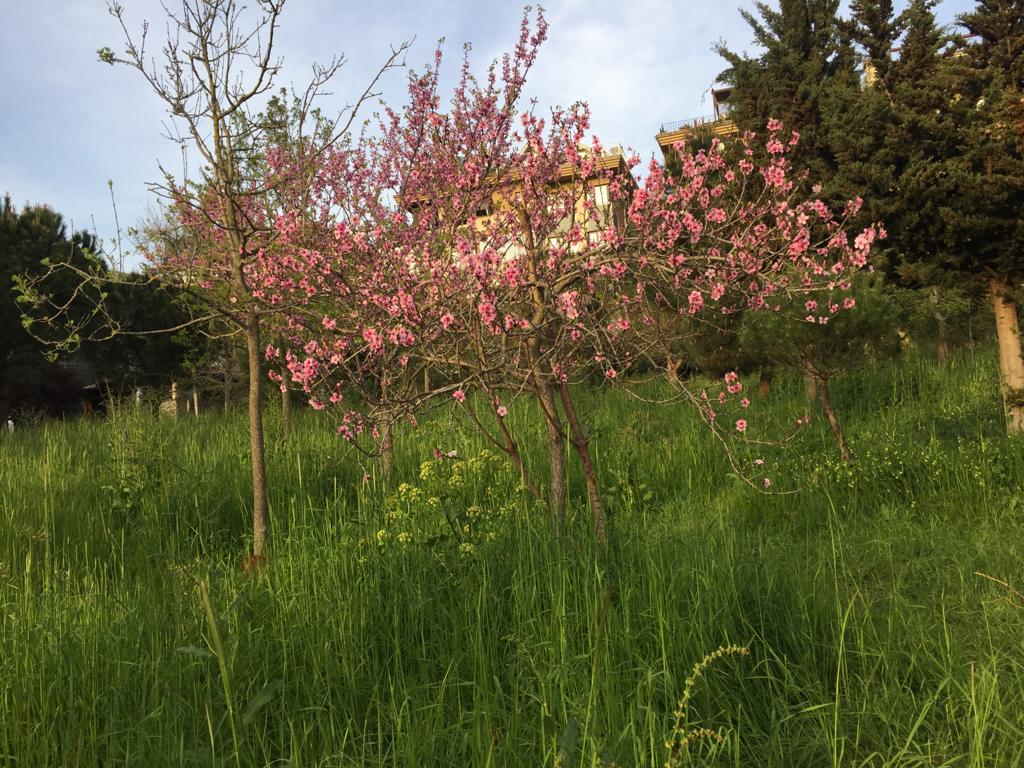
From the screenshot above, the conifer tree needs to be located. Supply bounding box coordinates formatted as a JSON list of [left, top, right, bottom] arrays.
[[953, 0, 1024, 432], [716, 0, 855, 182], [847, 0, 901, 98]]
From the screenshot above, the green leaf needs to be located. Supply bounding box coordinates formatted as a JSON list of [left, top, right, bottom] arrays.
[[175, 645, 214, 658], [242, 679, 283, 726], [556, 715, 581, 768]]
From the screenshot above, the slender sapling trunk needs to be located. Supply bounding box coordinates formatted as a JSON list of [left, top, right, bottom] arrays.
[[558, 381, 606, 544], [244, 315, 271, 561], [816, 375, 851, 462]]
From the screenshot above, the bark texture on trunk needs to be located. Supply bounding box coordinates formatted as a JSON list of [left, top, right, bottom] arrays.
[[932, 287, 951, 368], [494, 410, 539, 498], [817, 376, 851, 463], [803, 373, 818, 404], [936, 318, 951, 367], [937, 334, 951, 368], [559, 382, 606, 545], [758, 368, 774, 399], [537, 384, 567, 532], [245, 316, 270, 561], [991, 276, 1024, 435], [379, 417, 394, 480]]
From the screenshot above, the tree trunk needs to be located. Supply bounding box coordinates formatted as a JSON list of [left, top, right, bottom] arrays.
[[244, 315, 271, 562], [817, 376, 851, 463], [379, 416, 394, 480], [192, 388, 200, 417], [990, 276, 1024, 435], [803, 373, 818, 403], [934, 288, 951, 368], [558, 382, 606, 544], [494, 411, 540, 498], [665, 353, 681, 387], [758, 367, 774, 399], [936, 326, 951, 368], [537, 384, 567, 532]]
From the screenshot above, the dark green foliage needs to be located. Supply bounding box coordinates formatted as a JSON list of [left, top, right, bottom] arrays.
[[740, 274, 902, 381], [0, 195, 103, 366], [1, 195, 193, 418], [722, 0, 1021, 377], [716, 0, 857, 183], [945, 0, 1024, 285]]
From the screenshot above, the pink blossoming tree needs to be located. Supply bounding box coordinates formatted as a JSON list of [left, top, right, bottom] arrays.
[[268, 11, 882, 541]]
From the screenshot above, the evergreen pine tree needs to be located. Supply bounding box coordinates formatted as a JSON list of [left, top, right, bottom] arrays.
[[953, 0, 1024, 432], [846, 0, 902, 98], [716, 0, 855, 182]]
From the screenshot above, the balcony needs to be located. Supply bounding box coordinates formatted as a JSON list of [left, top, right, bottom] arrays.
[[656, 113, 738, 144]]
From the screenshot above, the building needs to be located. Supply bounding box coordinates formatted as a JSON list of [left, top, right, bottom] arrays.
[[655, 87, 738, 165], [409, 145, 634, 254]]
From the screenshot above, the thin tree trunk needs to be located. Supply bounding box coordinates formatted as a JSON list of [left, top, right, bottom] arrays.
[[990, 276, 1024, 435], [192, 388, 200, 417], [244, 315, 270, 563], [495, 412, 540, 498], [817, 376, 851, 463], [934, 288, 951, 368], [537, 384, 567, 532], [804, 372, 818, 403], [558, 382, 606, 544], [665, 353, 681, 387], [936, 323, 951, 368], [758, 367, 774, 399], [379, 416, 394, 480]]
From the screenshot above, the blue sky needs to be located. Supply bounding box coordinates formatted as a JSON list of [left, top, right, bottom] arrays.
[[0, 0, 975, 268]]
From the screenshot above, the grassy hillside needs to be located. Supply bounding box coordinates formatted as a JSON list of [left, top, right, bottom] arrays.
[[1, 350, 1022, 766]]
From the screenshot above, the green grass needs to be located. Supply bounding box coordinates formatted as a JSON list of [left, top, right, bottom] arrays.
[[1, 349, 1023, 766]]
